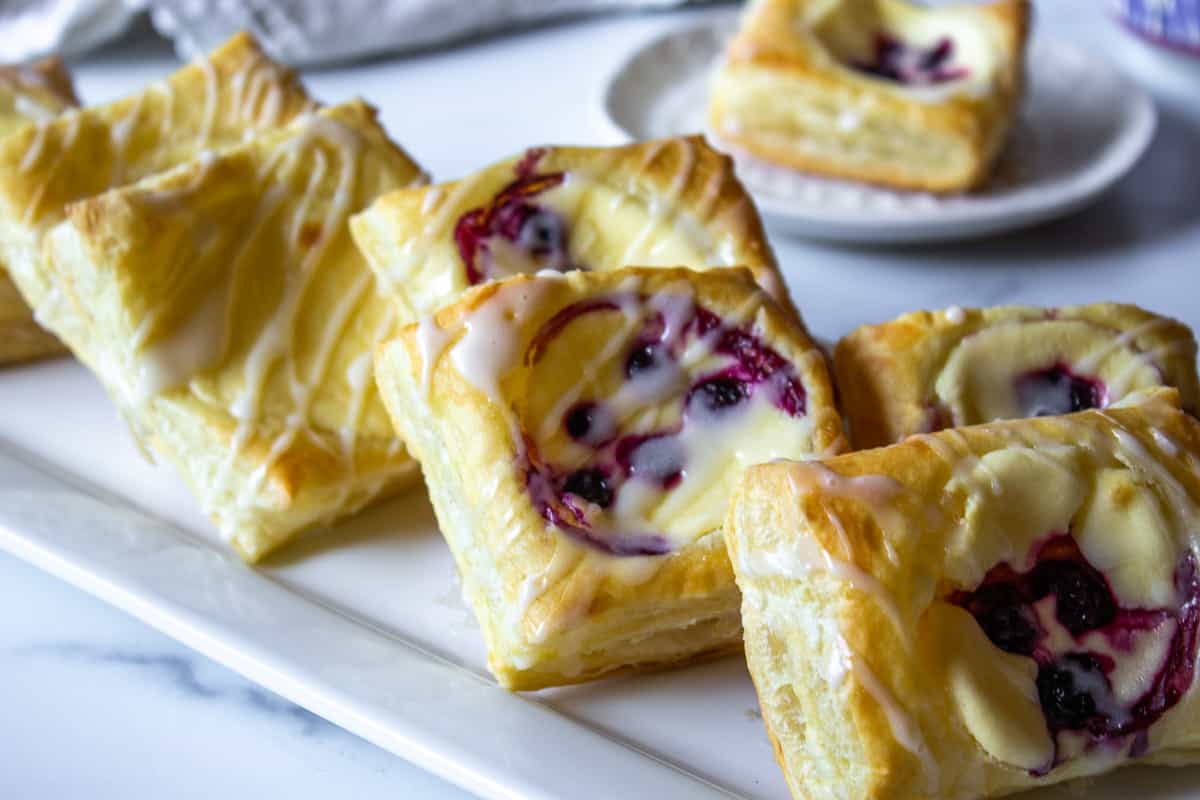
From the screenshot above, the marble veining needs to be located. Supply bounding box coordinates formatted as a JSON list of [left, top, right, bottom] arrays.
[[20, 642, 327, 734]]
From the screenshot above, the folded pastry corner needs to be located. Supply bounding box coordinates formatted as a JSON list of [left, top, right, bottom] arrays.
[[350, 135, 797, 324], [0, 31, 316, 353], [42, 100, 427, 561], [834, 303, 1200, 448], [375, 266, 842, 689], [727, 389, 1200, 799], [709, 0, 1030, 192], [0, 56, 80, 364]]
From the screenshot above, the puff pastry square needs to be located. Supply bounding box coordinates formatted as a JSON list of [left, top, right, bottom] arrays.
[[0, 57, 79, 364], [709, 0, 1029, 192], [375, 267, 843, 689], [835, 303, 1200, 448], [350, 135, 797, 323], [726, 390, 1200, 799], [0, 32, 315, 350], [40, 101, 427, 561]]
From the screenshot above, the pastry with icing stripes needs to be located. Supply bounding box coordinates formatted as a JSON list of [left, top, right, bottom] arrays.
[[708, 0, 1029, 192], [834, 303, 1200, 448], [0, 57, 79, 364], [374, 267, 843, 689], [40, 101, 427, 561], [350, 135, 797, 323], [726, 389, 1200, 799], [0, 32, 315, 362]]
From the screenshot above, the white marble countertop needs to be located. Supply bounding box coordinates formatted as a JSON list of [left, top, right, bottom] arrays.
[[2, 2, 1198, 797]]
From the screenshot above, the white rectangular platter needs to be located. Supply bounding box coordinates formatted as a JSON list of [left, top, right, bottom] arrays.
[[5, 338, 1200, 800]]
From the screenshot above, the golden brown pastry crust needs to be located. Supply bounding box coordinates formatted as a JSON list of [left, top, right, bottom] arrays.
[[0, 56, 79, 364], [834, 303, 1200, 449], [0, 32, 316, 327], [42, 100, 427, 561], [375, 266, 843, 690], [0, 57, 79, 134], [350, 135, 800, 325], [0, 270, 62, 363], [726, 390, 1200, 799], [708, 0, 1030, 193]]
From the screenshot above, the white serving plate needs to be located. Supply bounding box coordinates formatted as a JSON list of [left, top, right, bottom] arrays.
[[5, 342, 1200, 800], [600, 14, 1158, 244]]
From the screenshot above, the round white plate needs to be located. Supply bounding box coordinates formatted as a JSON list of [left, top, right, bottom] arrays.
[[600, 13, 1158, 244]]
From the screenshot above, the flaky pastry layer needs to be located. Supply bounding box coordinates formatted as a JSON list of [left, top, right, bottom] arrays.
[[0, 31, 316, 354], [834, 303, 1200, 448], [708, 0, 1029, 192], [41, 101, 427, 561], [375, 266, 843, 689], [0, 56, 79, 364], [350, 135, 798, 323], [727, 390, 1200, 799]]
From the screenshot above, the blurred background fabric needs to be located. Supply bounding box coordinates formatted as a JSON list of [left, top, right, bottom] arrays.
[[0, 0, 707, 65]]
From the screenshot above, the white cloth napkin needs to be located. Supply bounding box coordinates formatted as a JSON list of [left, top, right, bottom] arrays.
[[0, 0, 704, 66]]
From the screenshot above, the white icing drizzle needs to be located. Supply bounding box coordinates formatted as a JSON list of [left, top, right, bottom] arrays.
[[513, 540, 579, 641], [850, 652, 940, 791], [409, 170, 487, 256], [18, 120, 49, 173], [131, 279, 230, 402], [108, 90, 145, 185], [449, 279, 552, 415], [944, 305, 965, 324], [141, 109, 407, 539], [822, 508, 909, 643], [149, 79, 173, 139], [745, 470, 911, 645], [919, 427, 1002, 496], [450, 271, 818, 642], [196, 53, 220, 145], [787, 461, 905, 564], [21, 109, 80, 226], [415, 315, 451, 398], [419, 186, 443, 215], [1073, 317, 1175, 387], [1152, 428, 1179, 457], [1107, 338, 1194, 399], [1099, 413, 1195, 526]]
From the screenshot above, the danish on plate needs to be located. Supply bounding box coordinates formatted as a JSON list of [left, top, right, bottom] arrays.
[[708, 0, 1029, 192], [350, 135, 796, 322], [0, 57, 79, 364], [41, 101, 427, 561], [726, 389, 1200, 799], [374, 266, 842, 689], [0, 32, 315, 361], [834, 303, 1200, 448]]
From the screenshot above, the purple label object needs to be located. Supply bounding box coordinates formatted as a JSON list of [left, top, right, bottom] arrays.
[[1116, 0, 1200, 56]]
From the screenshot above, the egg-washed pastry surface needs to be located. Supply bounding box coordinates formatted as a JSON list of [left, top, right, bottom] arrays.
[[0, 57, 79, 364], [374, 267, 843, 690], [0, 58, 78, 137], [41, 100, 427, 562], [0, 31, 315, 355], [835, 303, 1200, 449], [726, 390, 1200, 800], [708, 0, 1029, 193], [350, 135, 797, 324]]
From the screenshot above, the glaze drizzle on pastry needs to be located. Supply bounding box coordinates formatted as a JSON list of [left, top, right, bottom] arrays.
[[351, 136, 797, 324], [35, 99, 426, 560], [439, 272, 823, 558], [518, 292, 808, 555], [732, 393, 1200, 790]]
